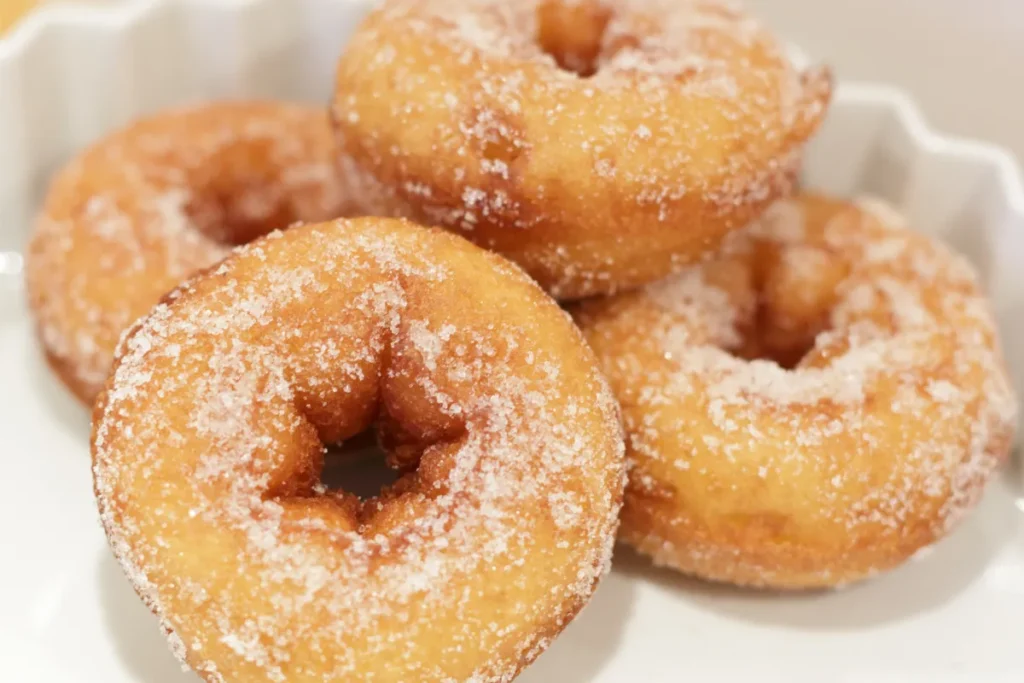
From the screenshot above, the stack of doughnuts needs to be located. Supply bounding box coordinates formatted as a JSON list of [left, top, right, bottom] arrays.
[[23, 0, 1017, 681]]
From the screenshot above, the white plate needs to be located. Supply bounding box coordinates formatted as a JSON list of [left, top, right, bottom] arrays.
[[2, 1, 1023, 681]]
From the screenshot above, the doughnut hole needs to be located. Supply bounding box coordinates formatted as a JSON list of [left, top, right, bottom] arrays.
[[535, 0, 613, 77], [179, 139, 342, 246], [746, 242, 848, 369], [84, 103, 345, 250], [318, 430, 462, 531], [321, 432, 402, 501], [269, 323, 478, 539], [685, 241, 848, 370]]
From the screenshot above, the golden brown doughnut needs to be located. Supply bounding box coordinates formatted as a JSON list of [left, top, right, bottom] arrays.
[[332, 0, 831, 300], [574, 193, 1018, 588], [92, 218, 625, 681], [26, 101, 350, 404]]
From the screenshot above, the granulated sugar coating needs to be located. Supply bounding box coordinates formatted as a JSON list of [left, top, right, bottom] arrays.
[[332, 0, 832, 300], [573, 193, 1018, 589], [26, 102, 351, 404], [92, 218, 625, 682]]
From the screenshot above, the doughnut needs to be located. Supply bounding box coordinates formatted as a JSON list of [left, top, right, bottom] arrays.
[[332, 0, 832, 300], [573, 193, 1018, 588], [92, 218, 625, 681], [26, 101, 350, 404]]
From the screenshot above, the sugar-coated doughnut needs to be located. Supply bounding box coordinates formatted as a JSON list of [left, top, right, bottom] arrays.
[[574, 194, 1018, 588], [92, 218, 625, 681], [26, 102, 350, 404], [332, 0, 831, 300]]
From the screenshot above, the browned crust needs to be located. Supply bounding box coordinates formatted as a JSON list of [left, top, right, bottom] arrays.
[[332, 0, 832, 300]]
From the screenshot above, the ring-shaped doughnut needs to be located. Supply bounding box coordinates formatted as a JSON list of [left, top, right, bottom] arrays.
[[332, 0, 831, 299], [27, 101, 350, 404], [93, 218, 625, 681], [573, 194, 1018, 588]]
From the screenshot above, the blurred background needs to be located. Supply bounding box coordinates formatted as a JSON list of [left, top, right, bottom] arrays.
[[3, 0, 1023, 164]]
